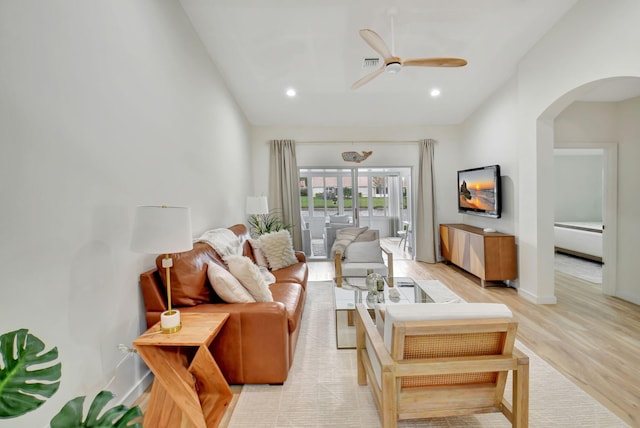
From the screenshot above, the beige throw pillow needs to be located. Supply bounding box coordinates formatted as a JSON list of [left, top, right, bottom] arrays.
[[259, 230, 298, 270], [207, 261, 255, 303], [225, 255, 273, 302]]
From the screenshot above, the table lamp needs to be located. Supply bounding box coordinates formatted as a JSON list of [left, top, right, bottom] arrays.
[[131, 205, 193, 333]]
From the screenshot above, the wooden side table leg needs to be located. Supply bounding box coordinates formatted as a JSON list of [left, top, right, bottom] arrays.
[[144, 380, 184, 428], [136, 346, 207, 428], [189, 344, 233, 427]]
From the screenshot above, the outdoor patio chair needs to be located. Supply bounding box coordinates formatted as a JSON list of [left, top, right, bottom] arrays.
[[355, 303, 529, 428]]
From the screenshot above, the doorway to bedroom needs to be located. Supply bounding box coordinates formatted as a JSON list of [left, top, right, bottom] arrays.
[[553, 148, 604, 286], [298, 167, 412, 260]]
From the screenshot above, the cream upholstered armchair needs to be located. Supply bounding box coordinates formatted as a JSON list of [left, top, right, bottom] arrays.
[[355, 303, 529, 428], [332, 228, 393, 286]]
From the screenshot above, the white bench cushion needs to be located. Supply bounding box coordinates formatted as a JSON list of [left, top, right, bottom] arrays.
[[383, 303, 512, 351]]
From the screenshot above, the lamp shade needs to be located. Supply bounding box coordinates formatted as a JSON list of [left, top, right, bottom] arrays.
[[131, 206, 193, 254], [245, 196, 269, 215]]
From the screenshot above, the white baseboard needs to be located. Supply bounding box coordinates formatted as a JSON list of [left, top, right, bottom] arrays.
[[615, 291, 640, 306], [518, 287, 558, 304]]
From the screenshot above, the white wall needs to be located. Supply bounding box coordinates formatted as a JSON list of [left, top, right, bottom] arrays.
[[460, 0, 640, 303], [0, 1, 251, 426], [553, 100, 616, 227], [251, 125, 462, 252], [460, 77, 518, 236], [553, 153, 603, 222], [615, 97, 640, 304]]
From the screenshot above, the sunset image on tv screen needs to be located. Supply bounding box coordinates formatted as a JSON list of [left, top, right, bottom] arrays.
[[459, 169, 495, 211]]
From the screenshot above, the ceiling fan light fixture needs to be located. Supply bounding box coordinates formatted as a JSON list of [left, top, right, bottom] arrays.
[[385, 61, 402, 73]]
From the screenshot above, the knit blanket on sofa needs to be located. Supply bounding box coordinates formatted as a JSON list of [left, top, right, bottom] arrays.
[[196, 228, 242, 258]]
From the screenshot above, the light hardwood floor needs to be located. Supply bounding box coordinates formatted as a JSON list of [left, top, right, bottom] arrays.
[[308, 259, 640, 427]]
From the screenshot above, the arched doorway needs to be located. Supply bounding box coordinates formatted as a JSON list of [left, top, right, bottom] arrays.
[[537, 76, 640, 300]]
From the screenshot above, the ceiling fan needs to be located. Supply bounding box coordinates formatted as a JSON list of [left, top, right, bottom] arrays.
[[352, 17, 468, 89]]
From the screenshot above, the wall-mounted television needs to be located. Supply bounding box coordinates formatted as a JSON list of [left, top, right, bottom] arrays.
[[457, 165, 501, 218]]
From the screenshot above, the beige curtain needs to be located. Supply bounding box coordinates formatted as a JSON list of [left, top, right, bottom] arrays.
[[415, 139, 438, 263], [269, 139, 302, 250]]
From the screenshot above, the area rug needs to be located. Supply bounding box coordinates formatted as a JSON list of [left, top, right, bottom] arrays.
[[226, 281, 628, 427]]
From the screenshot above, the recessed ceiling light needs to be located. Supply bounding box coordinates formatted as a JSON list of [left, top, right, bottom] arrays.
[[286, 88, 297, 97], [430, 88, 441, 97]]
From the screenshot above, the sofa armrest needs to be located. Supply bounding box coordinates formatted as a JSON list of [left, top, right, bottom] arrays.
[[181, 302, 291, 384], [295, 251, 306, 263], [140, 269, 167, 327]]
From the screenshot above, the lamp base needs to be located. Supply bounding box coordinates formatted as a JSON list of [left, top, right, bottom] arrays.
[[160, 309, 181, 334]]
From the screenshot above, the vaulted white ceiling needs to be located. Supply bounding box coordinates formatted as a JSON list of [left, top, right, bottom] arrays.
[[179, 0, 582, 127]]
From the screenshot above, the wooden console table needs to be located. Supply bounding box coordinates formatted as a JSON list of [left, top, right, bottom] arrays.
[[134, 312, 232, 428], [440, 224, 517, 287]]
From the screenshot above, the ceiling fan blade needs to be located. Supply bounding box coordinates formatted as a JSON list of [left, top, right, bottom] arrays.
[[351, 66, 385, 89], [402, 57, 468, 67], [359, 29, 393, 59]]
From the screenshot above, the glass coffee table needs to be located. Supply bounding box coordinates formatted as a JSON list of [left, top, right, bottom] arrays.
[[333, 276, 435, 349]]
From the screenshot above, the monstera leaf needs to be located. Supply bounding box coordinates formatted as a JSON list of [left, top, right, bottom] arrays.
[[0, 328, 61, 418], [50, 390, 142, 428]]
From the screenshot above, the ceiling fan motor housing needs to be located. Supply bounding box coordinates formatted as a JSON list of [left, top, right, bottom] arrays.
[[385, 61, 402, 73]]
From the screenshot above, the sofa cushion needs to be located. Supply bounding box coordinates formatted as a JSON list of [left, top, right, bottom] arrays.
[[270, 282, 304, 334], [341, 263, 388, 277], [207, 261, 255, 303], [225, 255, 273, 302], [344, 239, 384, 263], [156, 242, 218, 306], [271, 262, 309, 288], [259, 230, 298, 270]]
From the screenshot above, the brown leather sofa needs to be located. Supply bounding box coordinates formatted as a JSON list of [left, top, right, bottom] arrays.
[[139, 224, 308, 384]]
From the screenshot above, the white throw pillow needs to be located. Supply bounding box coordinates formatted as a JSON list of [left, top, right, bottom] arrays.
[[259, 266, 276, 285], [225, 255, 273, 302], [248, 239, 269, 268], [207, 261, 255, 303], [259, 230, 298, 270], [344, 240, 384, 263]]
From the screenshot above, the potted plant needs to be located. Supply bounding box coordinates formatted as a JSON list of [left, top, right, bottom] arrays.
[[0, 328, 142, 427], [247, 210, 293, 238]]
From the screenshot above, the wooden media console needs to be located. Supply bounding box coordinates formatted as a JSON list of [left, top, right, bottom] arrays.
[[439, 224, 517, 287]]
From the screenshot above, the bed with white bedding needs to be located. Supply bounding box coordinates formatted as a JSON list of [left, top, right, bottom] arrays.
[[554, 221, 603, 262]]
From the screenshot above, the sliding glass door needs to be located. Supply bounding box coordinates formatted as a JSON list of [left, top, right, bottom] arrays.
[[299, 167, 411, 258]]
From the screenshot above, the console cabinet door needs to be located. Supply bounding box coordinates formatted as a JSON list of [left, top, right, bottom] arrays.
[[469, 233, 485, 279]]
